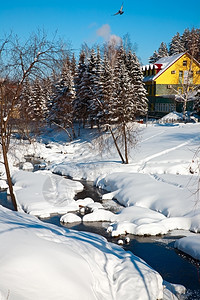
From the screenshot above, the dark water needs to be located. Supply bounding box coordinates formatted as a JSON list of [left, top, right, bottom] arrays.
[[41, 181, 200, 300], [1, 180, 200, 299], [41, 214, 200, 297]]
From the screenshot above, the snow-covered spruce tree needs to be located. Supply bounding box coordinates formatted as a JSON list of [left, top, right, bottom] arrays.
[[126, 51, 148, 117], [50, 57, 76, 140], [46, 70, 60, 125], [149, 42, 168, 63], [193, 88, 200, 115], [106, 47, 140, 164], [149, 50, 159, 63], [70, 53, 77, 78], [187, 28, 200, 59], [93, 46, 104, 125], [169, 32, 185, 56], [74, 50, 90, 128], [31, 78, 47, 128], [81, 48, 102, 128], [42, 76, 54, 122], [181, 28, 190, 52], [18, 79, 34, 141], [157, 42, 169, 59], [100, 51, 114, 125]]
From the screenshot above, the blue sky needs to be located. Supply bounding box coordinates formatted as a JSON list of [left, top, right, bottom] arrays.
[[1, 0, 200, 64]]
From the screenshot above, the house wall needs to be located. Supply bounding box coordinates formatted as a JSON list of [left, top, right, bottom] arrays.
[[144, 53, 200, 116], [155, 53, 200, 87], [147, 95, 193, 117], [155, 84, 196, 96]]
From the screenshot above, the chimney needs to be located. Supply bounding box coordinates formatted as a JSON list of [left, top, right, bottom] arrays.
[[154, 64, 163, 74]]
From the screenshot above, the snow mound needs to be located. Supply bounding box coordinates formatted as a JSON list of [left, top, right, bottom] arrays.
[[60, 212, 82, 223], [175, 235, 200, 260], [0, 206, 165, 300], [12, 170, 83, 217], [160, 111, 183, 122]]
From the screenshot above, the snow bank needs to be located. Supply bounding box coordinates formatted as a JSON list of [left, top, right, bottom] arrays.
[[12, 170, 83, 217], [0, 206, 165, 300], [159, 111, 184, 122], [60, 212, 82, 223], [4, 123, 200, 270], [175, 236, 200, 260], [97, 172, 200, 236]]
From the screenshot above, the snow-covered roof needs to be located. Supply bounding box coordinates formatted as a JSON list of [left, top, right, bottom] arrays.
[[142, 64, 158, 71], [143, 52, 189, 81], [153, 52, 186, 80]]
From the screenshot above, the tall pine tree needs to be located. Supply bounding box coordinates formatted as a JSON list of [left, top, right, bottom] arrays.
[[169, 32, 185, 56]]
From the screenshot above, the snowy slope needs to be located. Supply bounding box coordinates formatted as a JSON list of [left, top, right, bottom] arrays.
[[0, 206, 166, 300]]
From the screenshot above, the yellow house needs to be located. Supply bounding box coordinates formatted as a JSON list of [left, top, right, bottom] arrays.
[[143, 52, 200, 117]]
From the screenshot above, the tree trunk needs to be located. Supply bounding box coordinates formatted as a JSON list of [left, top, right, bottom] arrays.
[[1, 130, 18, 211], [123, 124, 129, 164], [71, 123, 76, 139], [109, 126, 125, 164], [52, 122, 73, 141]]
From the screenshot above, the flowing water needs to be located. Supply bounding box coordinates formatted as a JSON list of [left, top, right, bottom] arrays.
[[1, 168, 200, 299], [41, 180, 200, 300]]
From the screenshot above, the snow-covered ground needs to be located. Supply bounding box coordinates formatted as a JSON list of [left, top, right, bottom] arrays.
[[1, 205, 176, 300], [1, 119, 200, 298]]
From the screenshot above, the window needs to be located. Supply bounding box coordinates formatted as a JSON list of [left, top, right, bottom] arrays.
[[179, 71, 183, 77], [171, 70, 176, 74], [183, 60, 187, 66], [155, 103, 176, 113], [196, 71, 200, 74], [179, 71, 183, 83]]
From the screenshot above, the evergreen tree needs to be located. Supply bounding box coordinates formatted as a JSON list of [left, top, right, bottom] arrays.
[[83, 48, 100, 127], [169, 32, 185, 56], [31, 78, 47, 123], [19, 79, 34, 139], [94, 46, 104, 123], [101, 51, 114, 123], [42, 76, 54, 121], [50, 58, 76, 139], [108, 47, 139, 163], [181, 28, 190, 52], [194, 89, 200, 114], [20, 79, 34, 120], [70, 53, 77, 78], [149, 50, 159, 63], [187, 28, 200, 58], [74, 50, 88, 126], [127, 51, 148, 116], [157, 42, 169, 59]]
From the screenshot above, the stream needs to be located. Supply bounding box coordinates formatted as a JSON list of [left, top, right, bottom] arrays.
[[1, 161, 200, 299], [41, 181, 200, 300]]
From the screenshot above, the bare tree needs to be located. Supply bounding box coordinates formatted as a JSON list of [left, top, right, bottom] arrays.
[[170, 51, 198, 119], [0, 31, 62, 210]]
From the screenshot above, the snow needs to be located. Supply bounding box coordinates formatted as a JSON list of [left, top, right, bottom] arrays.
[[153, 52, 185, 79], [2, 121, 200, 298], [174, 235, 200, 260], [159, 111, 184, 122], [0, 205, 165, 300], [12, 170, 83, 217], [36, 122, 200, 262], [60, 212, 82, 223], [22, 161, 34, 170], [0, 179, 8, 189]]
